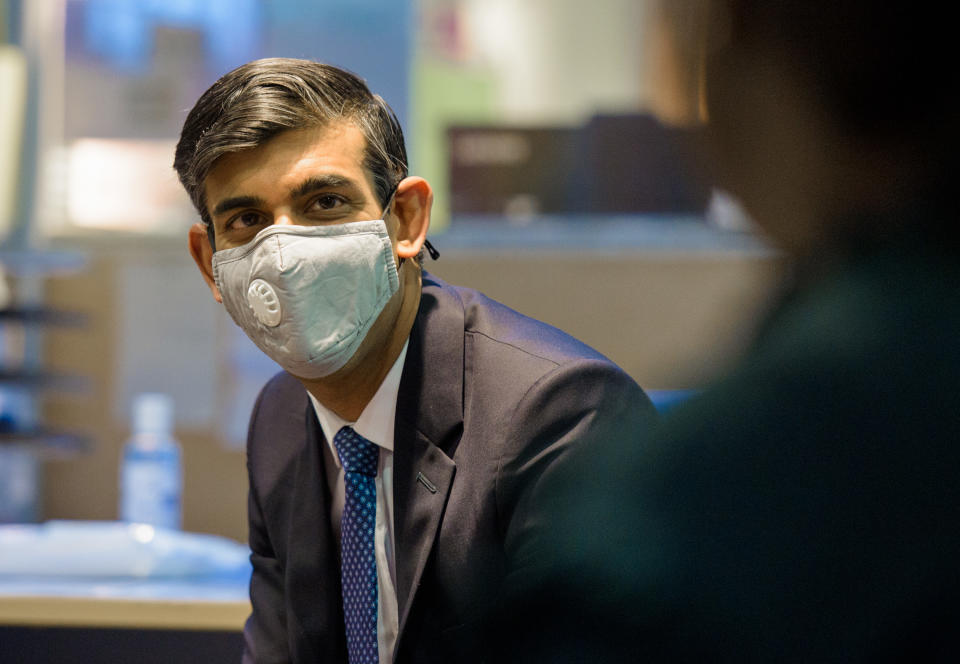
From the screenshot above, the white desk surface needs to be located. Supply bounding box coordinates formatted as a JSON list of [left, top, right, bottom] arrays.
[[0, 576, 250, 631]]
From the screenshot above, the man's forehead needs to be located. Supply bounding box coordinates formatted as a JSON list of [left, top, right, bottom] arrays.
[[204, 122, 376, 197], [228, 121, 365, 164]]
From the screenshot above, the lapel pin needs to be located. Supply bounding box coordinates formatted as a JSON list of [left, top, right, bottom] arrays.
[[416, 471, 438, 494]]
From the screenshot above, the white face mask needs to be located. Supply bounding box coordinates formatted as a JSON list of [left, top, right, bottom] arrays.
[[211, 220, 400, 379]]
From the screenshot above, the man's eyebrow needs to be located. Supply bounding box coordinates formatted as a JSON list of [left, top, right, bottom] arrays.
[[290, 175, 357, 200], [211, 195, 266, 218]]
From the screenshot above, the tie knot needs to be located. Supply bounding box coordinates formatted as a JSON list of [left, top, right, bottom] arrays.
[[333, 426, 379, 477]]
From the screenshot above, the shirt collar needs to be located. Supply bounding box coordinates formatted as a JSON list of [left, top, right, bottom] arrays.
[[309, 340, 409, 468]]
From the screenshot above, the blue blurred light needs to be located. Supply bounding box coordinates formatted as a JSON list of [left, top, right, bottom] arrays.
[[79, 0, 260, 74]]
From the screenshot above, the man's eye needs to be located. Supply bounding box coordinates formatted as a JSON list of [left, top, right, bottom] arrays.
[[226, 211, 267, 231], [308, 194, 346, 212]]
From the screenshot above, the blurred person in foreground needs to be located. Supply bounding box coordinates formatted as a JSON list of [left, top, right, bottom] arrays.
[[515, 1, 960, 661], [173, 58, 654, 663]]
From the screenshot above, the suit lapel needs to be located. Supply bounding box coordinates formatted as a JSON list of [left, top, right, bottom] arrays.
[[286, 399, 345, 659], [393, 429, 456, 639], [393, 274, 465, 641]]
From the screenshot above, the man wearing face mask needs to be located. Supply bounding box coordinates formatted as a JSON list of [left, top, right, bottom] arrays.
[[173, 58, 655, 664]]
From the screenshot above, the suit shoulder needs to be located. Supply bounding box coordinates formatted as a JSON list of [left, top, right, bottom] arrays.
[[258, 370, 304, 402], [248, 371, 309, 452], [251, 370, 308, 420], [439, 280, 612, 367], [423, 278, 647, 413]]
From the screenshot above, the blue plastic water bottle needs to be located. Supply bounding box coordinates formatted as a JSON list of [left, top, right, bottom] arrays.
[[119, 393, 182, 530]]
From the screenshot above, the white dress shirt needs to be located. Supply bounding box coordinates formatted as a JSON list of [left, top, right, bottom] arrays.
[[308, 341, 407, 664]]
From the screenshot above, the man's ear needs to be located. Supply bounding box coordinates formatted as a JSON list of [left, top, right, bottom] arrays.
[[390, 176, 432, 260], [188, 222, 222, 303]]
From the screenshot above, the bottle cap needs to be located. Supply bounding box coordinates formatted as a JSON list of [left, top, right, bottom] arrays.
[[132, 393, 174, 435]]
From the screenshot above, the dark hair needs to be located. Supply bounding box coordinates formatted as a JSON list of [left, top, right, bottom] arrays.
[[718, 1, 955, 144], [173, 58, 408, 243]]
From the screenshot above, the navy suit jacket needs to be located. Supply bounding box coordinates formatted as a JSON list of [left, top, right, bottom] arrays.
[[241, 273, 655, 663]]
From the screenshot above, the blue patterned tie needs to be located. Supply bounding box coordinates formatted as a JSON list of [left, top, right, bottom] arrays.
[[333, 426, 380, 664]]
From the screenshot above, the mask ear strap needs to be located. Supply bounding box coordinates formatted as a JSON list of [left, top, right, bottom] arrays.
[[398, 239, 439, 270]]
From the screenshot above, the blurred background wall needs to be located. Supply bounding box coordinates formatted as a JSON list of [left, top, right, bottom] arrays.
[[1, 0, 782, 543]]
